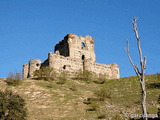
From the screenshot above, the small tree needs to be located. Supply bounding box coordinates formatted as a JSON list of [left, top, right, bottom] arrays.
[[95, 88, 111, 101], [125, 17, 147, 120], [0, 90, 27, 120], [75, 70, 92, 83], [34, 67, 55, 80], [56, 71, 68, 84], [6, 72, 22, 86]]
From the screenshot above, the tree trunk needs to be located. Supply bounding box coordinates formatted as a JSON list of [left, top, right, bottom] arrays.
[[140, 78, 147, 120]]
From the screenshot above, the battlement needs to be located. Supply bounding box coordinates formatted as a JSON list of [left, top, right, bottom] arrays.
[[22, 33, 120, 79]]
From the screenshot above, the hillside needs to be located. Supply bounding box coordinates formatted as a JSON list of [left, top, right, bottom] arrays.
[[0, 75, 159, 120]]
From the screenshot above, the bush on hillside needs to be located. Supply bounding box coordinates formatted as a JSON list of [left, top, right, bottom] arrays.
[[94, 88, 111, 101], [93, 73, 108, 84], [0, 90, 27, 120], [6, 72, 22, 86], [74, 70, 92, 83], [34, 67, 56, 80], [56, 71, 68, 84]]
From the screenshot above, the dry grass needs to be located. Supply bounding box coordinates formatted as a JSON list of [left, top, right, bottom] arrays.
[[0, 74, 159, 120]]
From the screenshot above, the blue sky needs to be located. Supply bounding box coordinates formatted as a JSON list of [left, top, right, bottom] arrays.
[[0, 0, 160, 78]]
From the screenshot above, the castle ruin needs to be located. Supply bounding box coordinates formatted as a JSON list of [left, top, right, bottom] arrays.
[[23, 33, 120, 79]]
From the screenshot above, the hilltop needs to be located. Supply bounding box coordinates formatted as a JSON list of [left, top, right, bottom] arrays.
[[0, 74, 159, 120]]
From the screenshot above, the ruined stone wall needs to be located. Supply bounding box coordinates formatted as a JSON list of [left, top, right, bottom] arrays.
[[69, 34, 95, 62], [72, 48, 95, 62], [48, 52, 83, 73], [22, 64, 29, 79], [41, 59, 49, 67], [48, 52, 119, 79], [109, 63, 120, 79], [54, 38, 69, 57], [49, 53, 83, 72], [84, 60, 119, 79], [55, 33, 96, 62], [28, 59, 41, 77], [22, 33, 120, 79]]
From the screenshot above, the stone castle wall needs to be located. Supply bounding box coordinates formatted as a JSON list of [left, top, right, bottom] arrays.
[[48, 52, 83, 73], [22, 64, 29, 79], [22, 33, 120, 79], [68, 34, 96, 62], [54, 38, 69, 57], [84, 60, 119, 79]]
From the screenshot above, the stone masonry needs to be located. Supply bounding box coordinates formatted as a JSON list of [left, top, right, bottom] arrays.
[[23, 33, 120, 79]]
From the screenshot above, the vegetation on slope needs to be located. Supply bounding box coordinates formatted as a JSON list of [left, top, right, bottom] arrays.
[[0, 74, 159, 119], [0, 90, 27, 120]]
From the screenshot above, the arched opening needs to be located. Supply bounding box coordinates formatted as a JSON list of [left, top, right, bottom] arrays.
[[82, 55, 85, 60], [81, 42, 85, 48], [63, 65, 66, 69], [36, 63, 39, 67]]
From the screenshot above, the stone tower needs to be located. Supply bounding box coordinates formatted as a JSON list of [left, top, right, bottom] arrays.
[[22, 64, 29, 79], [55, 33, 96, 62], [28, 59, 41, 78]]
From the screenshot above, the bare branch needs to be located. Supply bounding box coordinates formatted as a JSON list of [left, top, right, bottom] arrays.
[[124, 41, 140, 77], [135, 64, 141, 75], [143, 56, 146, 69], [132, 17, 144, 72]]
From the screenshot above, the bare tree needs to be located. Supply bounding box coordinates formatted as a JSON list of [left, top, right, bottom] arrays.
[[125, 17, 147, 120]]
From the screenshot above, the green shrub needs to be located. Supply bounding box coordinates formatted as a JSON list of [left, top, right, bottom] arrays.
[[89, 101, 99, 111], [95, 88, 111, 101], [96, 105, 108, 119], [93, 73, 107, 84], [84, 98, 103, 111], [75, 70, 92, 83], [56, 71, 68, 84], [84, 97, 108, 119], [34, 67, 55, 80], [0, 90, 27, 120], [6, 72, 22, 86]]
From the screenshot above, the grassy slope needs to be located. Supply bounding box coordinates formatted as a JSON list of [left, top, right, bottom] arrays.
[[0, 74, 159, 120]]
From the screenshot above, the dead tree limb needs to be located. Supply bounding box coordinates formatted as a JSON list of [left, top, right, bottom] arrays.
[[125, 17, 147, 120]]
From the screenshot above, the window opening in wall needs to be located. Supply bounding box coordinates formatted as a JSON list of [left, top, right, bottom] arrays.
[[63, 65, 66, 69], [82, 55, 85, 60], [36, 64, 39, 67], [82, 42, 85, 48]]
